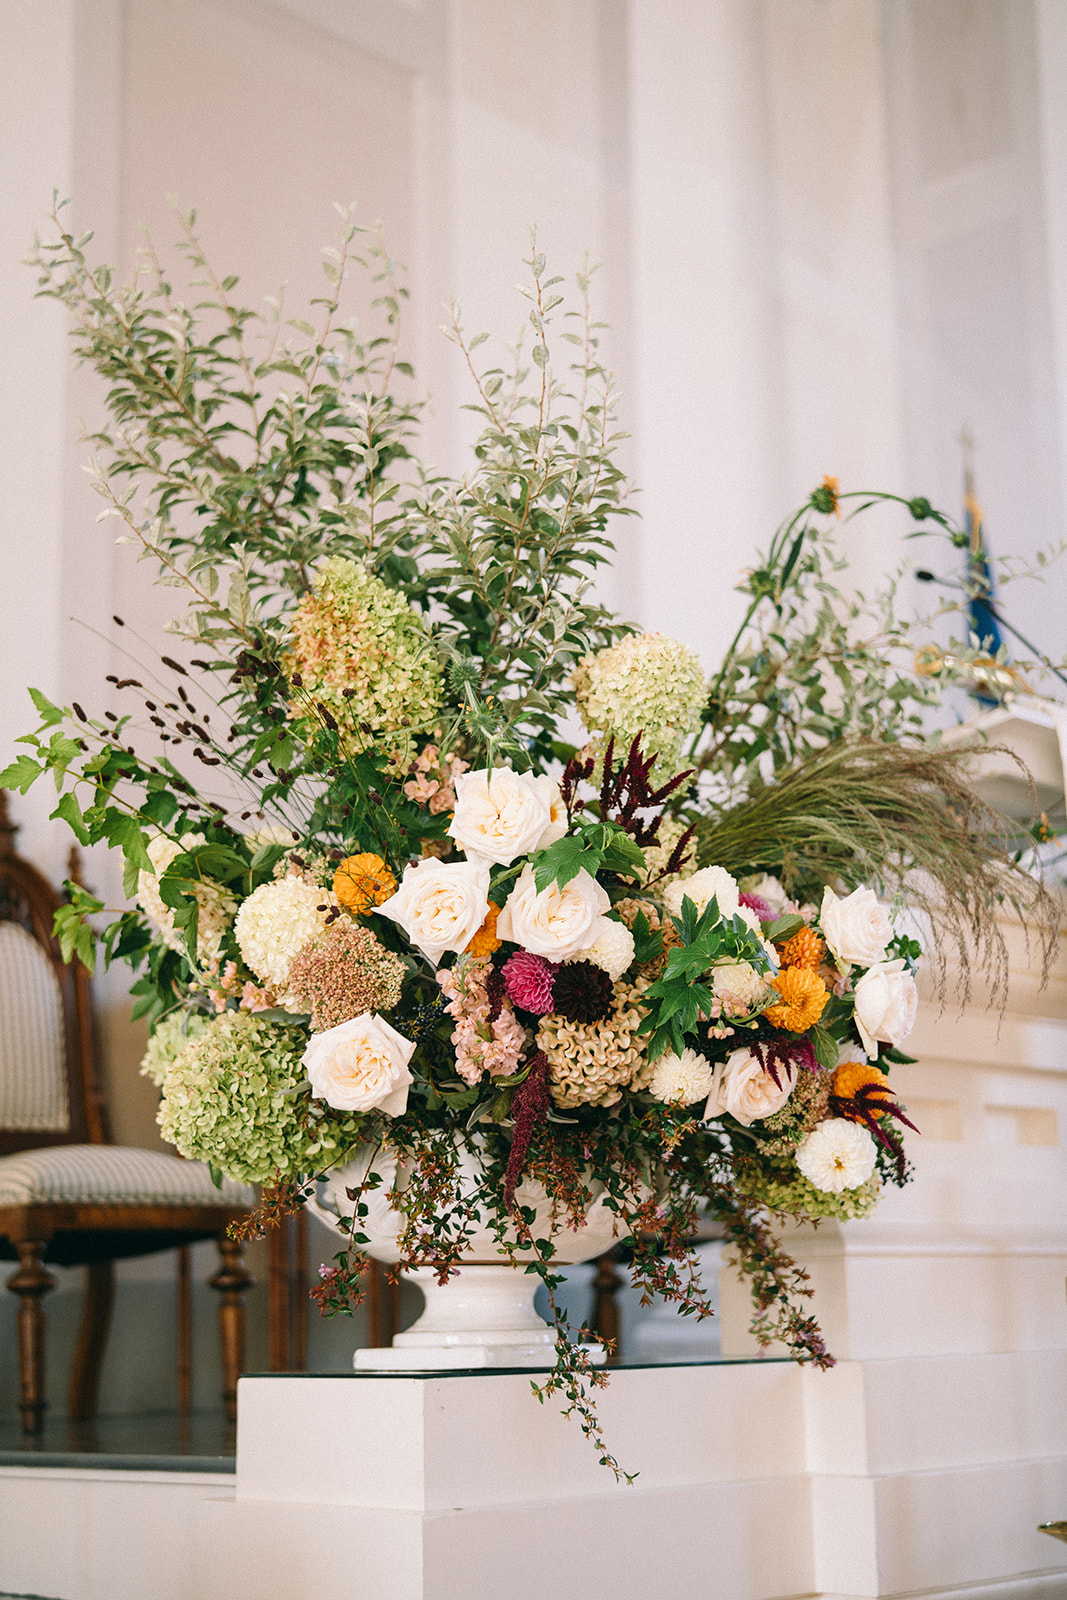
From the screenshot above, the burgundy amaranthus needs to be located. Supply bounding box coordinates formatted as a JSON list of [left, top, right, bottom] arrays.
[[503, 1052, 550, 1210]]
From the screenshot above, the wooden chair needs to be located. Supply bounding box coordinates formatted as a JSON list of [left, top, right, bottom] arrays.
[[0, 791, 255, 1435]]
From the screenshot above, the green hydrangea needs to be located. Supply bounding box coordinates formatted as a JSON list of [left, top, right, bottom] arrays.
[[158, 1012, 313, 1183], [285, 556, 442, 770], [572, 631, 707, 777], [141, 1009, 209, 1088], [736, 1162, 881, 1222]]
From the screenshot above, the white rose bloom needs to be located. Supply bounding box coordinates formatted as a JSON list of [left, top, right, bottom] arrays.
[[572, 916, 636, 981], [378, 858, 491, 963], [704, 1046, 797, 1127], [302, 1012, 415, 1116], [796, 1118, 878, 1192], [497, 864, 610, 961], [663, 864, 741, 922], [649, 1047, 716, 1106], [535, 781, 568, 850], [820, 886, 892, 967], [710, 959, 768, 1016], [448, 766, 553, 866], [853, 958, 918, 1059]]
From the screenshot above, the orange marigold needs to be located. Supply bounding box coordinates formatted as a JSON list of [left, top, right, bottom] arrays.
[[778, 926, 825, 971], [762, 965, 829, 1032], [333, 853, 397, 916], [833, 1060, 892, 1118], [466, 902, 502, 958]]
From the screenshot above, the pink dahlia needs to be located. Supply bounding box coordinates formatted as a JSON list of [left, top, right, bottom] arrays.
[[738, 892, 775, 924], [503, 951, 558, 1015]]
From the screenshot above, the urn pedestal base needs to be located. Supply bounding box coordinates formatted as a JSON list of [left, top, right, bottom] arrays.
[[352, 1262, 606, 1370]]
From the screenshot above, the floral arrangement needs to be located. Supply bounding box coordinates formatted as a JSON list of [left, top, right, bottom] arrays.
[[6, 203, 1057, 1475]]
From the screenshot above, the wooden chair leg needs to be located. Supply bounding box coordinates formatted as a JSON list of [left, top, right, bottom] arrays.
[[267, 1221, 291, 1372], [210, 1236, 253, 1423], [68, 1259, 115, 1421], [591, 1247, 625, 1365], [6, 1241, 56, 1435]]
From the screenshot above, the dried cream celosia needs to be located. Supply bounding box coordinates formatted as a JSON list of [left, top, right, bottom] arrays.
[[537, 976, 651, 1109]]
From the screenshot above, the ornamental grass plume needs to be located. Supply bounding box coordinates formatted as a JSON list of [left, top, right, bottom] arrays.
[[694, 738, 1060, 1009], [287, 920, 406, 1032], [285, 556, 443, 770], [572, 631, 707, 777]]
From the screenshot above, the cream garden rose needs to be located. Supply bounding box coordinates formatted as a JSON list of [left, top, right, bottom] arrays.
[[378, 858, 490, 963], [853, 958, 918, 1058], [302, 1012, 415, 1116], [498, 864, 610, 960], [448, 766, 559, 865], [819, 886, 892, 967], [704, 1046, 797, 1127]]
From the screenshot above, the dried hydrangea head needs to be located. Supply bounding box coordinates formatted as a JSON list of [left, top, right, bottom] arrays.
[[762, 965, 829, 1032], [333, 853, 398, 916], [538, 976, 650, 1108], [287, 919, 406, 1032], [158, 1012, 312, 1183], [284, 556, 442, 770], [571, 631, 706, 777], [140, 1009, 209, 1088], [137, 833, 237, 968]]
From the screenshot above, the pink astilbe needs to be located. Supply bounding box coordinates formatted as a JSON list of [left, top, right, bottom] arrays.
[[502, 951, 558, 1015], [437, 956, 527, 1086]]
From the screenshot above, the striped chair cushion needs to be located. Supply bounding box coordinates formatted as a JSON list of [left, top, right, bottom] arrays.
[[0, 921, 69, 1132], [0, 1144, 254, 1208]]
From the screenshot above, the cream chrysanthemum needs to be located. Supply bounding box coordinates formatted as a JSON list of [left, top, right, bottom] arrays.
[[284, 556, 442, 771], [537, 977, 650, 1109], [795, 1117, 878, 1193], [648, 1047, 716, 1106], [572, 917, 636, 982], [572, 631, 706, 777], [234, 878, 337, 998], [137, 833, 237, 967]]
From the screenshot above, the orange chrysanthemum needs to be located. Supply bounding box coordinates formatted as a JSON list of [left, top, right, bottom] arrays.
[[333, 853, 397, 916], [778, 926, 825, 971], [466, 903, 502, 958], [833, 1060, 892, 1118], [762, 965, 829, 1032]]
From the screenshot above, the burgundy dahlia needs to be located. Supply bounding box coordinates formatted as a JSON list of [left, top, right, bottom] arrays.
[[502, 951, 558, 1015], [551, 960, 614, 1025]]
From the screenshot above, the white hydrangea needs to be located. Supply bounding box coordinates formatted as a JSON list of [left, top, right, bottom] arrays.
[[795, 1118, 878, 1193], [663, 864, 740, 922], [649, 1047, 716, 1106], [234, 878, 337, 993], [572, 916, 636, 982], [137, 833, 236, 967]]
